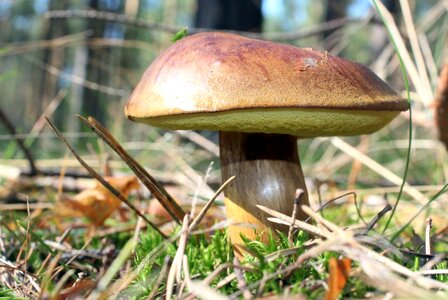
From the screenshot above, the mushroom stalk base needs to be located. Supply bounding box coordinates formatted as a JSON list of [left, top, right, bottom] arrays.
[[219, 131, 309, 247]]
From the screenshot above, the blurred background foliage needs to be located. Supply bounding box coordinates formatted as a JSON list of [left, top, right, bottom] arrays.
[[0, 0, 446, 179]]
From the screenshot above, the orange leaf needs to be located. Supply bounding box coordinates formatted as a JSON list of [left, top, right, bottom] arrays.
[[55, 175, 139, 226], [325, 257, 352, 300]]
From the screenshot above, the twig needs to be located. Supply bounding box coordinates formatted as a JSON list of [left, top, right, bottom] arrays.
[[146, 256, 171, 300], [420, 254, 446, 272], [233, 257, 252, 300], [202, 262, 233, 285], [0, 108, 38, 175], [188, 176, 235, 232], [425, 218, 432, 257], [249, 207, 448, 298], [416, 269, 448, 276], [301, 205, 343, 234], [25, 89, 67, 148], [258, 205, 327, 238], [24, 198, 31, 273], [190, 162, 214, 219], [77, 115, 186, 224], [0, 31, 91, 57], [288, 189, 304, 246], [109, 234, 179, 296], [166, 215, 190, 300], [36, 227, 72, 277], [399, 0, 433, 103], [176, 130, 219, 157], [232, 240, 340, 299], [88, 239, 136, 299], [0, 258, 41, 297], [363, 204, 392, 234], [26, 55, 125, 97], [45, 117, 167, 239], [330, 137, 427, 204], [392, 183, 448, 242], [51, 269, 76, 298], [308, 191, 363, 223], [181, 255, 192, 296], [189, 281, 229, 300], [399, 249, 438, 261], [372, 0, 433, 105], [176, 216, 190, 285], [0, 203, 54, 211], [44, 9, 370, 41]]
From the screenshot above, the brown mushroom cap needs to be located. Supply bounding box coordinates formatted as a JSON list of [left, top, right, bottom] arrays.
[[125, 32, 407, 137]]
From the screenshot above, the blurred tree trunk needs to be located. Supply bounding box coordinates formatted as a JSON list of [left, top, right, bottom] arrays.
[[68, 40, 88, 134], [38, 0, 67, 126], [81, 0, 125, 128], [322, 0, 349, 47], [195, 0, 263, 32], [125, 0, 139, 17], [82, 0, 103, 123], [324, 0, 349, 29], [383, 0, 399, 20]]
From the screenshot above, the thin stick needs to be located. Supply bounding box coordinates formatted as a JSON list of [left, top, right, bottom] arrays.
[[24, 198, 31, 273], [45, 9, 367, 41], [0, 108, 38, 175], [416, 270, 448, 276], [25, 89, 67, 148], [420, 254, 446, 272], [233, 257, 252, 300], [188, 176, 235, 232], [77, 115, 185, 224], [301, 205, 343, 234], [288, 189, 304, 246], [166, 215, 190, 300], [146, 256, 171, 300], [257, 205, 327, 238], [425, 218, 432, 257], [363, 204, 392, 234], [0, 203, 54, 211], [371, 0, 432, 104], [45, 117, 166, 239], [177, 130, 219, 157], [26, 55, 125, 97], [392, 183, 448, 242], [189, 281, 229, 300], [330, 137, 425, 203], [181, 255, 192, 295], [176, 215, 190, 285], [399, 0, 433, 103], [190, 161, 214, 218]]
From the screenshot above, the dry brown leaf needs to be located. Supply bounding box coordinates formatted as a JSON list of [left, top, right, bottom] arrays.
[[55, 175, 139, 226], [325, 257, 352, 300], [55, 278, 96, 299]]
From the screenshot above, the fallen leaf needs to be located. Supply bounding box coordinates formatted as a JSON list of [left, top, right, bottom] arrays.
[[57, 278, 96, 299], [325, 257, 352, 300], [55, 175, 139, 226]]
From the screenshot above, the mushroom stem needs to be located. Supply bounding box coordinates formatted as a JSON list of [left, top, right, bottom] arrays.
[[219, 131, 309, 245]]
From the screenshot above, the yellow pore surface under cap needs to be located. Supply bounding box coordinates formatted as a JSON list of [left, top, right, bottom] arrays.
[[130, 107, 401, 137]]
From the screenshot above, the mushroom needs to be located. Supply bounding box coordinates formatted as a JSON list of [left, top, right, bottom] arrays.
[[125, 32, 408, 246]]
